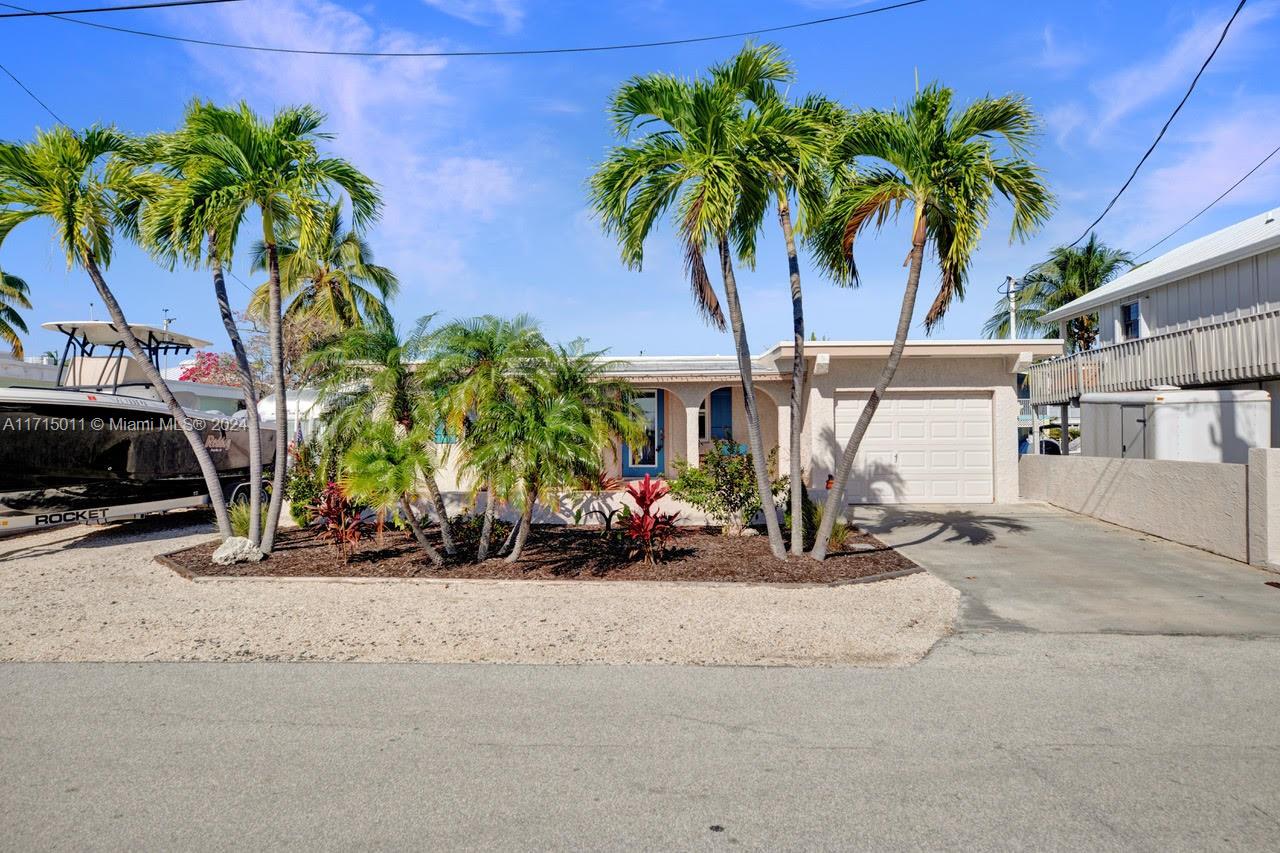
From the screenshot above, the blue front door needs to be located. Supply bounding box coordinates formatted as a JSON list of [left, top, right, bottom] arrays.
[[622, 388, 664, 477], [708, 388, 732, 441]]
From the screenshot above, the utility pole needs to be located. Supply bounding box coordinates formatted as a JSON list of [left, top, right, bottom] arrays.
[[1001, 275, 1018, 339]]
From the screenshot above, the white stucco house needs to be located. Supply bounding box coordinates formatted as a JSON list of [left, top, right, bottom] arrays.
[[434, 338, 1061, 512]]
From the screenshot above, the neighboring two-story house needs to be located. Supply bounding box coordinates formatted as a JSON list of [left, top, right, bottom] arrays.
[[1028, 207, 1280, 447]]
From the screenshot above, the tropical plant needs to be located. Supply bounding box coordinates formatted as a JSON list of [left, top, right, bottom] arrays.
[[426, 314, 547, 561], [310, 480, 369, 560], [590, 56, 790, 559], [983, 233, 1133, 350], [0, 125, 239, 538], [178, 351, 242, 386], [341, 420, 445, 566], [229, 500, 268, 539], [668, 440, 787, 535], [619, 474, 679, 563], [710, 42, 840, 555], [806, 84, 1053, 559], [285, 437, 323, 526], [247, 204, 396, 330], [0, 270, 31, 357], [303, 317, 458, 555], [151, 100, 380, 555]]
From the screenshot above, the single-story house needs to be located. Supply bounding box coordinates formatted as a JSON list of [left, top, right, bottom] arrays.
[[435, 339, 1061, 513]]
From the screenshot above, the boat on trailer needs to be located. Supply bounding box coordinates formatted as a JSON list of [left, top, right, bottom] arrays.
[[0, 321, 275, 532]]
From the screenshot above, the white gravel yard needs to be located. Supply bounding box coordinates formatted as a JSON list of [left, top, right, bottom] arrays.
[[0, 513, 959, 666]]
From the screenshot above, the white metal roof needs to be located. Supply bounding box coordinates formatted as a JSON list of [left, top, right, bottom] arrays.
[[1039, 207, 1280, 324], [41, 321, 212, 349]]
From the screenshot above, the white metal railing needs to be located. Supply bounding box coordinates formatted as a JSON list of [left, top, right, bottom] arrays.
[[1028, 309, 1280, 405]]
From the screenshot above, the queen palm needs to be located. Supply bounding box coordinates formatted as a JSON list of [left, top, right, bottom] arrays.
[[983, 233, 1132, 351], [0, 126, 240, 538], [304, 317, 457, 555], [590, 63, 789, 559], [0, 270, 32, 357], [807, 84, 1053, 560], [247, 204, 397, 330], [158, 101, 380, 554], [713, 43, 837, 553], [427, 314, 547, 560], [342, 419, 445, 568]]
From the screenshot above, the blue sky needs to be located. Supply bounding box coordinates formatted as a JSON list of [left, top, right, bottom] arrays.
[[2, 0, 1279, 358]]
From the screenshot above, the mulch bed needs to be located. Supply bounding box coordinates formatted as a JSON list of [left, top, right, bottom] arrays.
[[162, 524, 918, 585]]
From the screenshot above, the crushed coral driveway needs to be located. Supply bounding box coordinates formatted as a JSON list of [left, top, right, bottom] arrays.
[[0, 513, 958, 666]]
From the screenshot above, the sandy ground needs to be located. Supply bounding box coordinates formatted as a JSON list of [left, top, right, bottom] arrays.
[[0, 513, 959, 666]]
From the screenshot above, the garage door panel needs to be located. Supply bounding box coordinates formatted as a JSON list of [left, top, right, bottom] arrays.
[[835, 391, 994, 505]]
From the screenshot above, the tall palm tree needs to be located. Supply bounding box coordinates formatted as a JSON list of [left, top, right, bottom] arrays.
[[342, 419, 445, 568], [156, 101, 380, 554], [426, 314, 547, 560], [247, 204, 397, 330], [304, 317, 458, 555], [0, 125, 237, 538], [983, 233, 1133, 351], [713, 43, 837, 554], [590, 61, 789, 559], [142, 124, 266, 546], [0, 270, 32, 357], [807, 84, 1053, 560]]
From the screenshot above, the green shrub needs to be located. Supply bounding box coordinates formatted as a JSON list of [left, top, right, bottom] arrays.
[[783, 487, 821, 549], [229, 501, 267, 539], [668, 440, 786, 534], [285, 437, 324, 527]]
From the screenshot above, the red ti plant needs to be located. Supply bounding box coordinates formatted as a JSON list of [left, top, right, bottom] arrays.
[[620, 474, 679, 564], [310, 481, 368, 560]]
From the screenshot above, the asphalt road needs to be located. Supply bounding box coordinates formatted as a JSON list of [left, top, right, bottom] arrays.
[[4, 632, 1279, 852]]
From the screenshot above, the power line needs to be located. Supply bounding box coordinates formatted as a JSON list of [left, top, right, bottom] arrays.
[[1067, 0, 1248, 248], [0, 60, 64, 124], [0, 0, 930, 58], [1135, 141, 1280, 260], [0, 0, 240, 19]]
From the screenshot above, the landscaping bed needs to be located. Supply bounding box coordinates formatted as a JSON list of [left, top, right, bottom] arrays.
[[162, 524, 917, 584]]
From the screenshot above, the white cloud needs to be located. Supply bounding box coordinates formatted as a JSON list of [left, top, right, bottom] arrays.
[[421, 0, 525, 33], [174, 0, 521, 290], [1035, 26, 1086, 74], [1089, 0, 1278, 142], [1045, 102, 1086, 148]]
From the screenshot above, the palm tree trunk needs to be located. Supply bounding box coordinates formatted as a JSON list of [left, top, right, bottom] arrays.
[[422, 475, 457, 556], [504, 487, 535, 564], [778, 197, 807, 554], [81, 254, 233, 539], [400, 496, 444, 568], [717, 238, 787, 560], [810, 216, 928, 561], [476, 478, 495, 561], [208, 233, 263, 546], [259, 213, 289, 555]]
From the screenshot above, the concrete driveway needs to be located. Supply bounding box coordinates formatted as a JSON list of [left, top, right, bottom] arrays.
[[858, 502, 1280, 636]]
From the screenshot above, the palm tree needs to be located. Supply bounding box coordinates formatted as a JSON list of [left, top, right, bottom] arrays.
[[590, 60, 789, 559], [807, 84, 1053, 560], [142, 125, 266, 546], [304, 318, 458, 555], [0, 270, 32, 357], [712, 43, 837, 554], [0, 125, 238, 538], [247, 204, 397, 330], [155, 101, 380, 554], [426, 314, 547, 560], [983, 233, 1133, 350], [341, 419, 445, 568], [467, 379, 600, 564]]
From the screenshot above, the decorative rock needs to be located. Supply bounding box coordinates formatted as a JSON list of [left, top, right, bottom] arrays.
[[738, 528, 760, 537], [211, 536, 265, 565]]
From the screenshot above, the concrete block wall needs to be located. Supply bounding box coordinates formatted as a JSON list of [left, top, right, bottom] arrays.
[[1021, 451, 1280, 570]]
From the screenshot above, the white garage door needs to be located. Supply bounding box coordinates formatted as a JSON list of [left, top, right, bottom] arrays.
[[833, 392, 994, 504]]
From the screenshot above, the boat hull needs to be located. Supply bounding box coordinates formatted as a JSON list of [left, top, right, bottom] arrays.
[[0, 390, 276, 517]]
